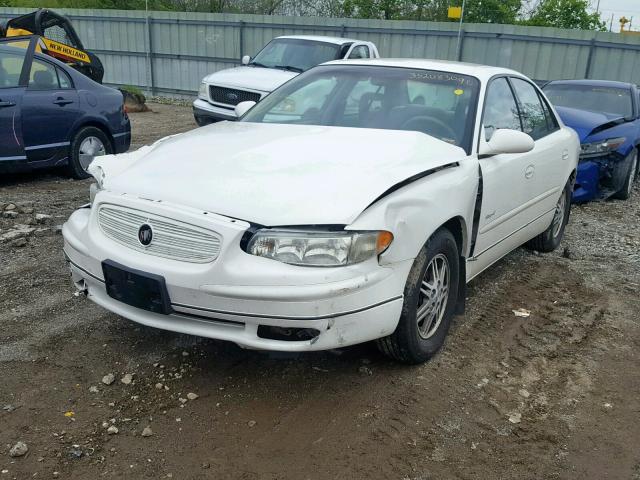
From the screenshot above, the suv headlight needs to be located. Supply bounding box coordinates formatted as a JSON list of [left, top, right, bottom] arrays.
[[198, 82, 208, 100], [580, 137, 626, 158], [246, 229, 393, 267]]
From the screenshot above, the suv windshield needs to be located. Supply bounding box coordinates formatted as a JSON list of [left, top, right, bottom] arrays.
[[543, 83, 633, 118], [250, 38, 341, 72], [242, 65, 480, 150]]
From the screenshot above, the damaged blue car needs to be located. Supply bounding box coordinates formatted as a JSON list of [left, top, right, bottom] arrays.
[[543, 80, 640, 202]]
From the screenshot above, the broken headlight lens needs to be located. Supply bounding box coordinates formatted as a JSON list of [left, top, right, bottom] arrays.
[[580, 137, 626, 159], [247, 229, 393, 267], [198, 82, 208, 100]]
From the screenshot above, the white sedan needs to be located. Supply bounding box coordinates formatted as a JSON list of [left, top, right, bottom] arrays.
[[62, 59, 579, 364]]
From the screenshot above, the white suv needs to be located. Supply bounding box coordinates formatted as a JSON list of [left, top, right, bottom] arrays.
[[193, 35, 379, 125]]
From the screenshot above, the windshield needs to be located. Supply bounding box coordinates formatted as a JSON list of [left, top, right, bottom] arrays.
[[250, 38, 341, 72], [543, 83, 633, 118], [242, 65, 480, 150]]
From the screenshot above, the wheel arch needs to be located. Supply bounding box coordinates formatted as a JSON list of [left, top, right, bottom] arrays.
[[69, 118, 115, 151], [435, 217, 467, 315]]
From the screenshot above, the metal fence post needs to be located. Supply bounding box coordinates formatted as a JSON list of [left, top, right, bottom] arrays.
[[145, 15, 156, 96], [341, 24, 347, 38], [584, 37, 596, 79], [239, 20, 245, 59], [457, 29, 465, 61]]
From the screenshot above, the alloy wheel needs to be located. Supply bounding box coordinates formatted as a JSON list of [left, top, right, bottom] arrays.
[[79, 136, 107, 171], [551, 190, 567, 238], [417, 253, 450, 339]]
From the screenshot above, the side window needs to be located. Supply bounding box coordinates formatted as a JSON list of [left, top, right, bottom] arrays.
[[28, 59, 59, 90], [0, 51, 26, 88], [510, 77, 552, 140], [538, 92, 559, 132], [482, 77, 521, 141], [348, 45, 370, 59], [56, 67, 73, 89]]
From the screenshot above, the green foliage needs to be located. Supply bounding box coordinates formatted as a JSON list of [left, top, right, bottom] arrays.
[[120, 84, 144, 97], [0, 0, 607, 30], [523, 0, 606, 30]]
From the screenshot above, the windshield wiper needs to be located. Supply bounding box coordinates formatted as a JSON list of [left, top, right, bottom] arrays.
[[249, 61, 270, 68], [275, 65, 304, 73]]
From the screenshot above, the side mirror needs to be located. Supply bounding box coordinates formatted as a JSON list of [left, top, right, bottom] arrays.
[[241, 55, 251, 66], [235, 101, 256, 118], [479, 129, 534, 156]]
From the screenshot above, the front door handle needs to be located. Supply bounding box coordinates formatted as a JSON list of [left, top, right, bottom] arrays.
[[0, 100, 16, 108], [525, 164, 535, 179], [53, 98, 73, 106]]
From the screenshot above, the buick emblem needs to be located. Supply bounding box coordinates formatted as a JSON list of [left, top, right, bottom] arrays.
[[226, 92, 238, 101], [138, 224, 153, 246]]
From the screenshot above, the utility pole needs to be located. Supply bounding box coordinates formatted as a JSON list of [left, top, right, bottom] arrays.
[[595, 0, 600, 14], [609, 13, 614, 32], [455, 0, 466, 60]]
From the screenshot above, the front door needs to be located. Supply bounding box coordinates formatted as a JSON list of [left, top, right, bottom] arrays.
[[470, 77, 538, 276], [21, 56, 79, 166], [0, 48, 27, 164]]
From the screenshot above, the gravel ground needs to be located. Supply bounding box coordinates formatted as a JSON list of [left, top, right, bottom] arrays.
[[1, 102, 639, 479]]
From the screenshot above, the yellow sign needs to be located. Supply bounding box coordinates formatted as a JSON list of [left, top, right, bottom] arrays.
[[42, 38, 90, 64], [454, 88, 464, 95], [448, 6, 462, 19]]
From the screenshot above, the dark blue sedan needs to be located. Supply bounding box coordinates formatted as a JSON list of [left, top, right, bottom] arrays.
[[0, 37, 130, 178], [543, 80, 640, 202]]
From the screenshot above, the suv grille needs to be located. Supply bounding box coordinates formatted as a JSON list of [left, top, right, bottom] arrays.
[[209, 86, 261, 106], [98, 205, 222, 263]]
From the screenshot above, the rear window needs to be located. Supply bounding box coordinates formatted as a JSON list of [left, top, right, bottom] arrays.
[[543, 83, 633, 118]]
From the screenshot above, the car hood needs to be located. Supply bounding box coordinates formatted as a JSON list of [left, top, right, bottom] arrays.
[[554, 106, 626, 142], [202, 66, 298, 93], [92, 122, 467, 226]]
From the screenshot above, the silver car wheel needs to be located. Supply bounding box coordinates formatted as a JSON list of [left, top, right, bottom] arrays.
[[78, 136, 107, 171], [551, 190, 567, 238], [417, 253, 450, 339]]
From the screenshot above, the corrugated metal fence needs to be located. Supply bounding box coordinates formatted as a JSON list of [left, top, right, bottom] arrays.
[[2, 7, 640, 97]]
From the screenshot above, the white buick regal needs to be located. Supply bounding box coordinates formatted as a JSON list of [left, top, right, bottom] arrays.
[[63, 59, 579, 364]]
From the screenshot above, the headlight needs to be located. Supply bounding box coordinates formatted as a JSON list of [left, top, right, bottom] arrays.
[[198, 82, 208, 100], [580, 137, 626, 158], [246, 229, 393, 267]]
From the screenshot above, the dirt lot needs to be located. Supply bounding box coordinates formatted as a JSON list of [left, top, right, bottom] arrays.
[[1, 102, 640, 480]]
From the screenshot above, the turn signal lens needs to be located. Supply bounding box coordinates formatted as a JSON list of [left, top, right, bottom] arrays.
[[377, 231, 394, 254]]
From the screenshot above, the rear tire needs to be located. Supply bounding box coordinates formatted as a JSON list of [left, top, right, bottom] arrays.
[[66, 126, 113, 180], [376, 228, 460, 364], [613, 149, 637, 200], [525, 180, 571, 252]]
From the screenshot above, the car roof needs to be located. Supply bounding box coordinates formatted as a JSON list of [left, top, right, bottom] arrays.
[[545, 79, 634, 89], [322, 58, 524, 81], [275, 35, 363, 45]]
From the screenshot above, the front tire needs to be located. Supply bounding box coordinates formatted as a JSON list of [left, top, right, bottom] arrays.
[[66, 126, 113, 180], [525, 180, 571, 252], [377, 228, 460, 364], [613, 149, 637, 200]]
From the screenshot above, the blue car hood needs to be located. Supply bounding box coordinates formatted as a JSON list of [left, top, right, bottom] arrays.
[[555, 106, 625, 142]]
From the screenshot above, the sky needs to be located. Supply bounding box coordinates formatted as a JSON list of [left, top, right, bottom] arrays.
[[595, 0, 640, 31]]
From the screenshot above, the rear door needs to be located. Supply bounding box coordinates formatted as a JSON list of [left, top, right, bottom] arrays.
[[509, 77, 567, 218], [0, 45, 29, 163], [21, 56, 79, 165]]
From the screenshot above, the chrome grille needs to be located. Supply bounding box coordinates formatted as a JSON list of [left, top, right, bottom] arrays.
[[209, 85, 261, 106], [98, 205, 222, 263]]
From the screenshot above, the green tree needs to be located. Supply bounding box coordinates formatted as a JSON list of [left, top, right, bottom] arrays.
[[463, 0, 522, 24], [526, 0, 606, 30]]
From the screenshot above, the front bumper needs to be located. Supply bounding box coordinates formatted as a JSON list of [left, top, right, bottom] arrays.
[[193, 98, 237, 125], [573, 151, 631, 203], [62, 194, 409, 351]]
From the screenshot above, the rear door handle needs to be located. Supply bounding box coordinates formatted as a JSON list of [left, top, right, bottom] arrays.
[[53, 98, 73, 106], [0, 101, 16, 108]]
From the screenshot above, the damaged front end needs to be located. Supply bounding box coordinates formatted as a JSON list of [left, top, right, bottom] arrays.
[[574, 137, 632, 202]]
